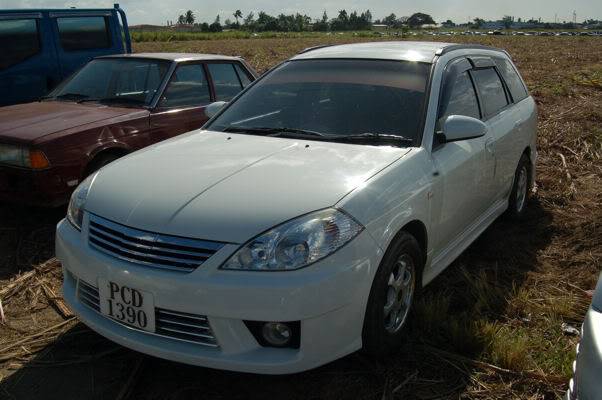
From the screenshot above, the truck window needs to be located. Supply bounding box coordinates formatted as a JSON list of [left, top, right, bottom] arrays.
[[0, 19, 40, 70], [57, 16, 111, 51]]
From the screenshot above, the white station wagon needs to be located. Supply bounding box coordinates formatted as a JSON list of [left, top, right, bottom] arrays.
[[57, 41, 537, 374]]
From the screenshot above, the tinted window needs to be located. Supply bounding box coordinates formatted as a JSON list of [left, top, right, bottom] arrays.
[[438, 71, 480, 125], [0, 19, 40, 70], [159, 64, 210, 108], [494, 58, 528, 102], [57, 17, 110, 51], [471, 68, 508, 118], [208, 63, 243, 101], [50, 58, 170, 106], [207, 60, 430, 140], [234, 64, 252, 87]]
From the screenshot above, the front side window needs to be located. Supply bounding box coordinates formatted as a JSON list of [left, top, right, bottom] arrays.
[[438, 71, 480, 125], [49, 58, 170, 106], [207, 59, 430, 142], [159, 64, 210, 108], [0, 19, 40, 70], [471, 68, 508, 118], [57, 16, 110, 51], [207, 63, 243, 101], [493, 57, 528, 102]]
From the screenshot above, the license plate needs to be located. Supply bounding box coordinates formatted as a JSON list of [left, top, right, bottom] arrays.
[[98, 278, 155, 332]]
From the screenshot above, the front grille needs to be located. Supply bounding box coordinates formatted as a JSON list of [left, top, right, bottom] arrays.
[[76, 278, 218, 347], [88, 214, 225, 272]]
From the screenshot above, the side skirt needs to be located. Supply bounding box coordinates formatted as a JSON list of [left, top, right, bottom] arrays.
[[422, 198, 508, 286]]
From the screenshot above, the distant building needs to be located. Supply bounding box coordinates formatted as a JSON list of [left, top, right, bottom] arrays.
[[372, 24, 388, 31]]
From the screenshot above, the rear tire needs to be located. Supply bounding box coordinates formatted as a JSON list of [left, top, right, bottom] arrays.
[[362, 232, 423, 356], [505, 153, 531, 220]]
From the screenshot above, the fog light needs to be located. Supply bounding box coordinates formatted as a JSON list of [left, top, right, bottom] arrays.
[[244, 320, 300, 348], [262, 322, 292, 347]]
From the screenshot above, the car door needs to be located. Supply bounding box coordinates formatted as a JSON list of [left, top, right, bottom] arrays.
[[429, 57, 493, 253], [469, 59, 514, 203], [149, 62, 212, 143]]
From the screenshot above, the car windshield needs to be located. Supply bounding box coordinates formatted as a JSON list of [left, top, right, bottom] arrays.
[[48, 58, 171, 107], [207, 59, 431, 144]]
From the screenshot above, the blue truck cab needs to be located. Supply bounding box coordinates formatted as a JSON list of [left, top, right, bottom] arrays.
[[0, 3, 131, 107]]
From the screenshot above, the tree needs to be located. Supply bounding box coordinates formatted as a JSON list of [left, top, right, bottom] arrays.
[[472, 17, 485, 28], [442, 19, 455, 27], [502, 15, 513, 29], [184, 10, 195, 24], [407, 12, 435, 28], [233, 9, 242, 24], [209, 15, 222, 32], [177, 14, 186, 25], [313, 11, 329, 31]]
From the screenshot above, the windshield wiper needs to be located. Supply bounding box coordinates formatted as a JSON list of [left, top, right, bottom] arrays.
[[78, 97, 146, 106], [41, 93, 90, 101], [330, 132, 414, 147], [222, 126, 325, 138]]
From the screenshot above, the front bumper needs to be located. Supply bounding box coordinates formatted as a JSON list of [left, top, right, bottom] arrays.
[[0, 165, 71, 207], [566, 307, 602, 400], [56, 216, 382, 374]]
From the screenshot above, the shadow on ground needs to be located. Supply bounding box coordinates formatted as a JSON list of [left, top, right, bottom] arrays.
[[0, 199, 556, 400], [0, 202, 66, 280]]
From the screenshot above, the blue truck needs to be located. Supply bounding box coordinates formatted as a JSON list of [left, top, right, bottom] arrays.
[[0, 4, 131, 107]]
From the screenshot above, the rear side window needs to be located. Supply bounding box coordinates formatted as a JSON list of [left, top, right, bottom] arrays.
[[471, 68, 508, 118], [159, 64, 211, 108], [0, 19, 40, 70], [494, 58, 528, 102], [207, 63, 243, 101], [57, 17, 110, 51], [234, 64, 252, 87], [438, 71, 480, 125]]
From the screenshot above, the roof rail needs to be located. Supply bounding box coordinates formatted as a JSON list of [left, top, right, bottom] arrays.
[[297, 44, 335, 54], [435, 44, 507, 56]]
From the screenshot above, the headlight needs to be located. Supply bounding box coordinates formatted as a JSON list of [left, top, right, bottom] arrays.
[[67, 173, 97, 231], [0, 144, 49, 169], [221, 208, 363, 271]]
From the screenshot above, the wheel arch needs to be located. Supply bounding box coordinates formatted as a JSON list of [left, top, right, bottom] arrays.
[[83, 146, 130, 177]]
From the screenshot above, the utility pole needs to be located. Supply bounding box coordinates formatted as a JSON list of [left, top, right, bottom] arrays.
[[573, 10, 577, 24]]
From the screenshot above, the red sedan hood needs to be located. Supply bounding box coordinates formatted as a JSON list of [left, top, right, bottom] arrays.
[[0, 101, 142, 143]]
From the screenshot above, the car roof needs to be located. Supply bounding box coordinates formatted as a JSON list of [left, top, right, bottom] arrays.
[[291, 41, 504, 63], [96, 53, 241, 62]]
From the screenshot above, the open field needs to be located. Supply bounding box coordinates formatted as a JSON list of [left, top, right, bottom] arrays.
[[0, 36, 601, 399]]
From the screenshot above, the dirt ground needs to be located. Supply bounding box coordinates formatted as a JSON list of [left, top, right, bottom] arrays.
[[0, 35, 601, 399]]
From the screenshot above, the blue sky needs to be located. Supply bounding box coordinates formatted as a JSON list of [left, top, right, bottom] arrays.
[[2, 0, 601, 25]]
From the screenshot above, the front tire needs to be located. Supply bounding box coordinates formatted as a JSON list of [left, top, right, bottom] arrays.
[[505, 153, 531, 220], [362, 232, 422, 356]]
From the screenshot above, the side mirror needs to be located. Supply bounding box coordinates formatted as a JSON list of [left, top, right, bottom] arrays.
[[204, 101, 227, 119], [440, 115, 487, 143]]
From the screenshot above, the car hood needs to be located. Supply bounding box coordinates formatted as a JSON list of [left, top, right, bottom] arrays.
[[0, 101, 142, 143], [593, 272, 602, 311], [86, 130, 411, 243]]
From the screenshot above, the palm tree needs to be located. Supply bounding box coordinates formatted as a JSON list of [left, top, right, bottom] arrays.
[[185, 10, 195, 25], [233, 9, 242, 25]]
